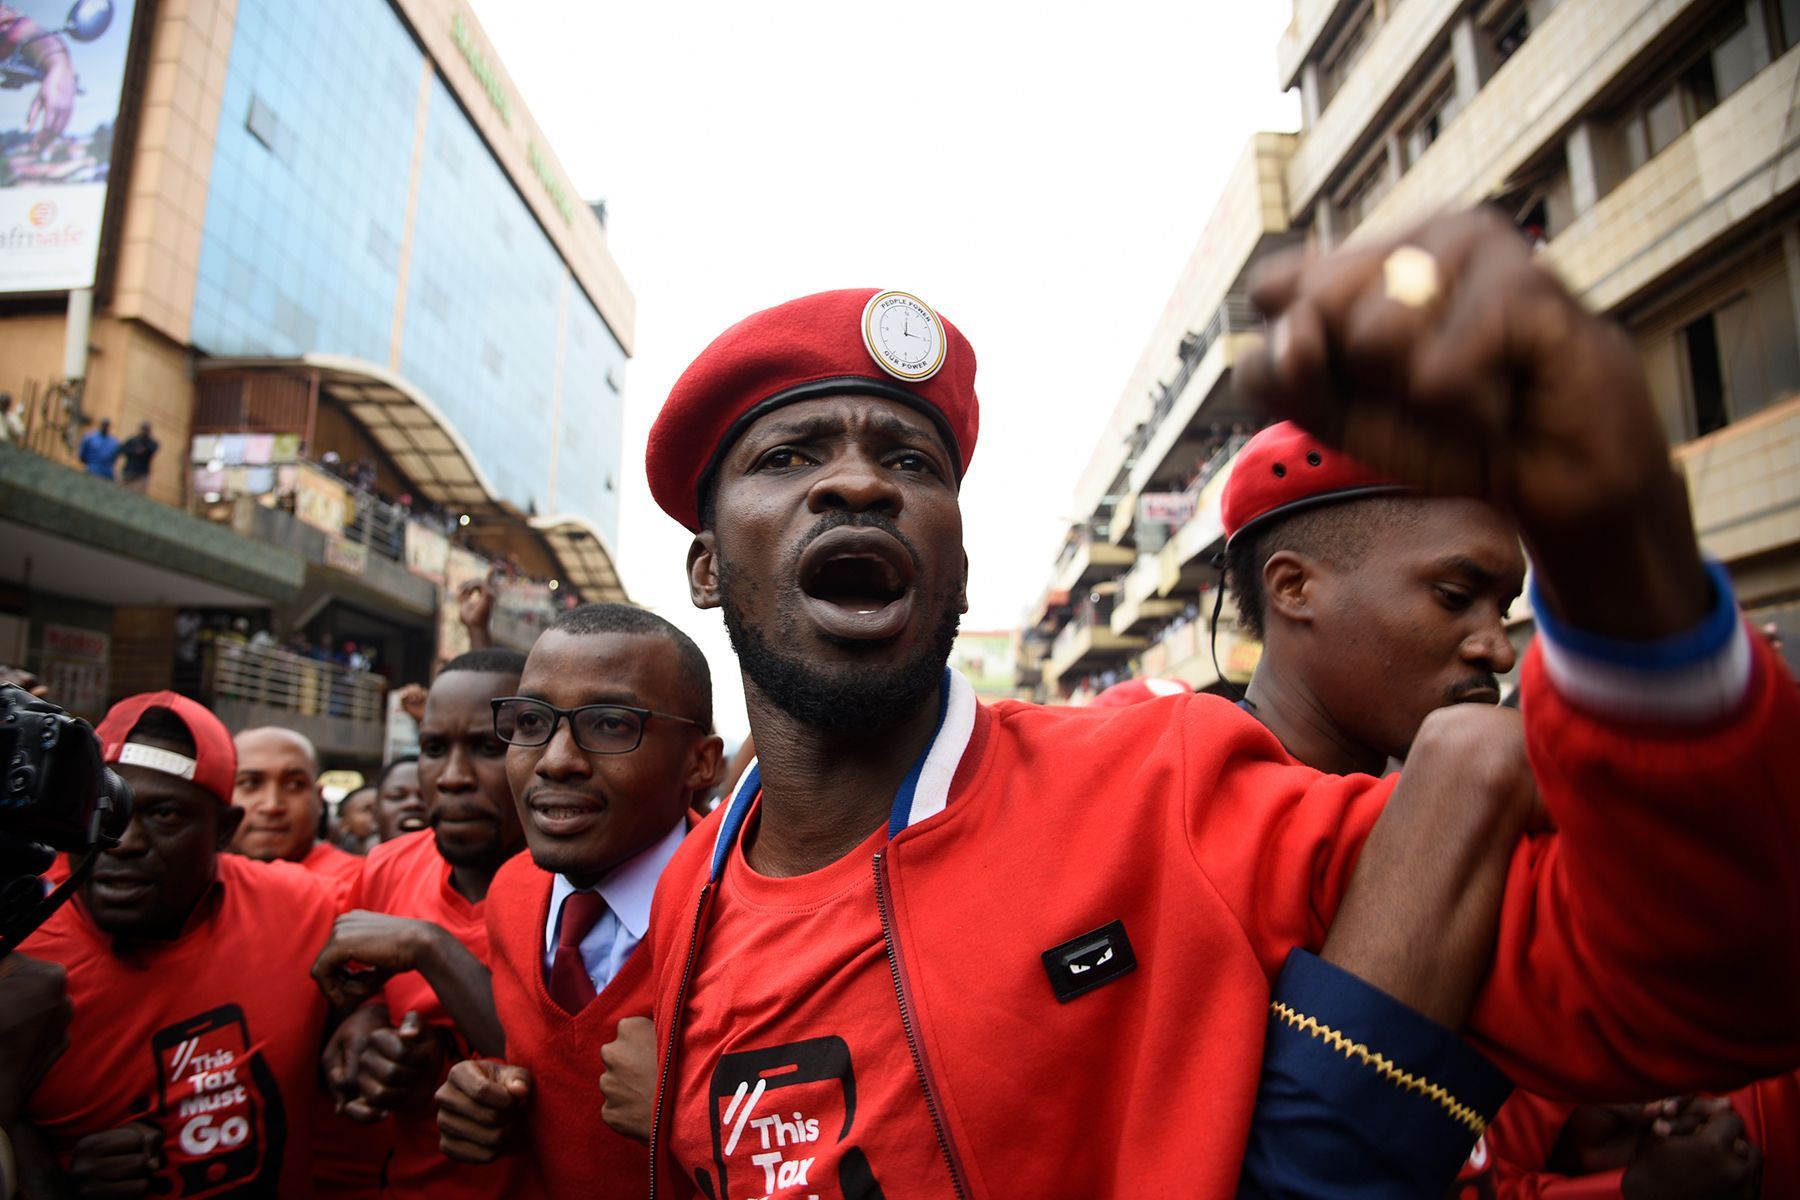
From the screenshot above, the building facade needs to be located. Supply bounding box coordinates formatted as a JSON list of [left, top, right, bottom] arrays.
[[0, 0, 634, 762], [1022, 0, 1800, 701]]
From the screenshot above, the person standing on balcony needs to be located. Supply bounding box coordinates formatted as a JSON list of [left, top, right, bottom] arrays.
[[0, 392, 23, 444], [230, 726, 364, 899], [77, 418, 118, 480], [309, 648, 539, 1199], [118, 421, 159, 493]]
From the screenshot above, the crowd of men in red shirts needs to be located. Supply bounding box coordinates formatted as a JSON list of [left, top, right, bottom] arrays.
[[1, 209, 1798, 1199]]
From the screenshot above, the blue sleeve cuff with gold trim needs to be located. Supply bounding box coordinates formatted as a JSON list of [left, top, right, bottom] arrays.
[[1237, 948, 1512, 1199]]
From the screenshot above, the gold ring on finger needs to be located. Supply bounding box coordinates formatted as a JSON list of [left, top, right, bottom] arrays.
[[1383, 245, 1441, 310]]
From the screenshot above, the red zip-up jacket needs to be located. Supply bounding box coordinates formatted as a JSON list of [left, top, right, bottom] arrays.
[[644, 634, 1800, 1199]]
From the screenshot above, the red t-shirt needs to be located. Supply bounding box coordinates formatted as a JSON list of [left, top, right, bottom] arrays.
[[23, 855, 336, 1199], [301, 839, 365, 903], [669, 808, 948, 1198], [351, 830, 535, 1199]]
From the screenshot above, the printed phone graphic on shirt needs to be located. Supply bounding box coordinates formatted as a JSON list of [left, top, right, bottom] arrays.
[[707, 1037, 885, 1200], [151, 1004, 282, 1198]]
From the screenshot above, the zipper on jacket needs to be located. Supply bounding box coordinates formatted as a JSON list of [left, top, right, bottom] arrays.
[[648, 880, 710, 1200], [873, 849, 972, 1200]]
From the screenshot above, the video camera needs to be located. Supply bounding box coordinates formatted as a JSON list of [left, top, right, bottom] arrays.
[[0, 682, 132, 956]]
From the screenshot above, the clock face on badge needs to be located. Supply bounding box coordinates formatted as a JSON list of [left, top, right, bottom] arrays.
[[861, 290, 947, 382]]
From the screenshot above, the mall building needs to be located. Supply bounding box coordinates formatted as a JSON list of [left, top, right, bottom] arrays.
[[0, 0, 633, 763], [1020, 0, 1800, 702]]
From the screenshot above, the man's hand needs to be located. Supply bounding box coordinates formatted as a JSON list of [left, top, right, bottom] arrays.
[[0, 953, 70, 1126], [1238, 208, 1708, 641], [457, 578, 494, 649], [1322, 704, 1540, 1026], [28, 59, 76, 150], [323, 1003, 391, 1120], [435, 1059, 532, 1163], [1622, 1097, 1761, 1199], [353, 1010, 446, 1116], [66, 1122, 162, 1199], [396, 681, 428, 724], [311, 910, 443, 1010], [599, 1016, 657, 1142]]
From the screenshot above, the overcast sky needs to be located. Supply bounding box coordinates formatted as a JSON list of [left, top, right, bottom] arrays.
[[470, 2, 1300, 742]]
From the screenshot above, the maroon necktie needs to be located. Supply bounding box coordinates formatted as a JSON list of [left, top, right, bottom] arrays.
[[549, 890, 607, 1012]]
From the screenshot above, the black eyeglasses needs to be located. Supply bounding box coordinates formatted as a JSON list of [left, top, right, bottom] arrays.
[[491, 697, 704, 755]]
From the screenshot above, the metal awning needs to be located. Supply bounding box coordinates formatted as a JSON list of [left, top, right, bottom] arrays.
[[196, 355, 626, 602], [533, 514, 624, 601]]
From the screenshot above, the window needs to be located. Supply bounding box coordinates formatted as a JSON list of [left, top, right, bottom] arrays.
[[1487, 0, 1532, 64], [1336, 157, 1391, 233], [1616, 13, 1763, 172], [1402, 83, 1456, 167], [1320, 2, 1375, 107], [1639, 263, 1800, 443]]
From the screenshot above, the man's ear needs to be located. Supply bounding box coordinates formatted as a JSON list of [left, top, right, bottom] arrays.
[[215, 803, 246, 850], [1262, 549, 1317, 627], [688, 533, 721, 610], [958, 549, 969, 615], [685, 734, 726, 795]]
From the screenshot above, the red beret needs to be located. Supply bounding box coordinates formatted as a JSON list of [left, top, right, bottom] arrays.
[[1090, 677, 1193, 708], [1221, 422, 1409, 547], [648, 288, 979, 532], [96, 691, 237, 807]]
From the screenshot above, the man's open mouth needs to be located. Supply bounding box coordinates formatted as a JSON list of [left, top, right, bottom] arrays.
[[797, 528, 917, 639]]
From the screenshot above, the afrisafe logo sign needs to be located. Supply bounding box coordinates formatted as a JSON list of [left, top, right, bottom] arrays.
[[0, 0, 142, 293]]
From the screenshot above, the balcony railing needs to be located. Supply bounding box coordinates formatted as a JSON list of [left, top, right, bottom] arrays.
[[204, 640, 386, 725], [1125, 295, 1262, 466]]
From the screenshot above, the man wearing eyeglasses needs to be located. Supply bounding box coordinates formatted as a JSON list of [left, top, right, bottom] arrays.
[[431, 602, 722, 1198], [309, 647, 537, 1200]]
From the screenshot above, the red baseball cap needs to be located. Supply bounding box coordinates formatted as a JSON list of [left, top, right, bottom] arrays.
[[1221, 422, 1409, 547], [647, 288, 980, 532], [95, 691, 236, 807], [1090, 677, 1194, 708]]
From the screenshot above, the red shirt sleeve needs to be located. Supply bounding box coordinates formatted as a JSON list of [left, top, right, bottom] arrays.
[[1189, 634, 1800, 1100]]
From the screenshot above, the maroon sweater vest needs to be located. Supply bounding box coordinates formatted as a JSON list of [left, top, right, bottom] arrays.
[[486, 851, 655, 1199]]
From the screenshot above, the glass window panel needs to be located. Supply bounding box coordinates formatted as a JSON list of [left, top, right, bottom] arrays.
[[1645, 87, 1684, 156], [1709, 21, 1756, 100]]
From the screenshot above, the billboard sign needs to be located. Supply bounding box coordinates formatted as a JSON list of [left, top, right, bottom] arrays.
[[0, 0, 140, 293]]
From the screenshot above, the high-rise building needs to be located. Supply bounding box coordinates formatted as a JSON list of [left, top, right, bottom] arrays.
[[1021, 0, 1800, 702], [0, 0, 634, 762]]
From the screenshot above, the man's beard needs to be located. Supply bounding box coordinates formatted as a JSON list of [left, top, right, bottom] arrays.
[[718, 528, 963, 735]]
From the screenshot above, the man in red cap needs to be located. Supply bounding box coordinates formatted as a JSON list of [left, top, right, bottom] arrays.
[[1219, 428, 1778, 1198], [1219, 420, 1524, 776], [635, 217, 1800, 1198], [16, 692, 339, 1197]]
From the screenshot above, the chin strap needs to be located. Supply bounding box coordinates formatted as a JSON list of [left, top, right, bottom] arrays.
[[1208, 551, 1245, 701]]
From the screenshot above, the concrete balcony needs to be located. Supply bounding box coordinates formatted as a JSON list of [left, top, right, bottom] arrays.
[[1278, 0, 1351, 89], [1111, 554, 1187, 635], [1156, 450, 1244, 584], [1043, 619, 1148, 693], [203, 639, 387, 762], [1539, 43, 1800, 311], [228, 498, 437, 618], [1049, 536, 1136, 596], [1678, 395, 1800, 603], [1351, 0, 1697, 245], [1286, 0, 1461, 216]]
